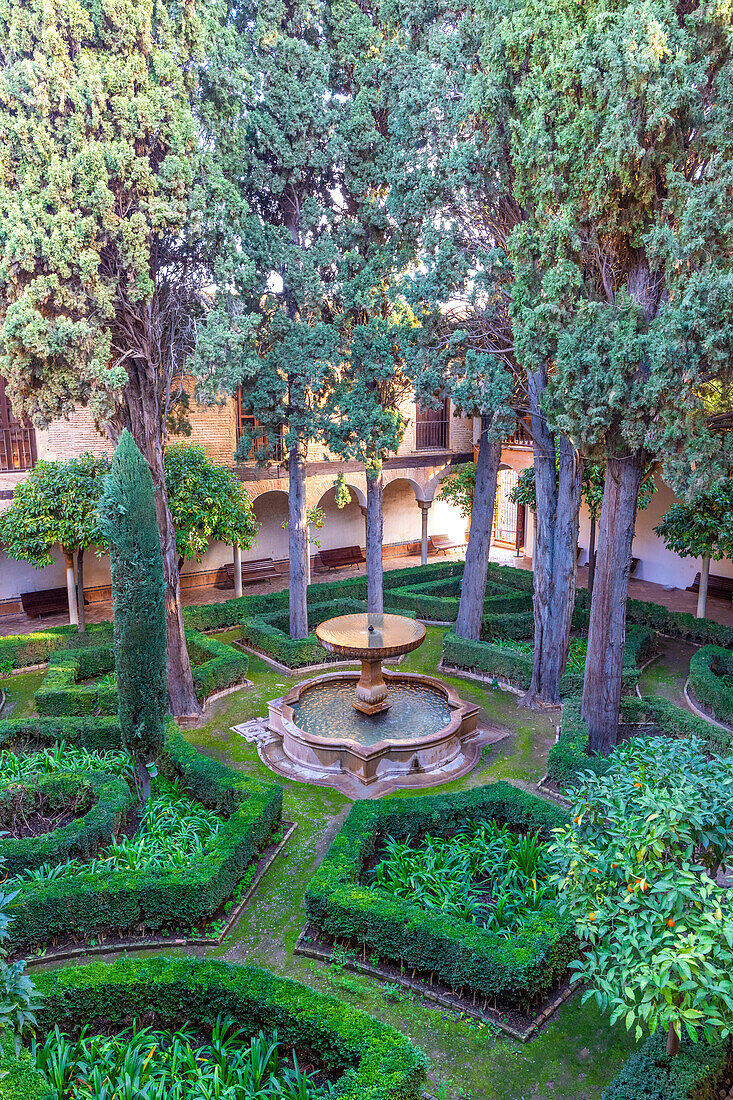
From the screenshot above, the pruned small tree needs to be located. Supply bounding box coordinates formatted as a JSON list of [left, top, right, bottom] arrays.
[[0, 454, 109, 629], [164, 443, 259, 573], [552, 737, 733, 1056], [99, 431, 167, 801], [655, 481, 733, 619], [437, 463, 477, 521]]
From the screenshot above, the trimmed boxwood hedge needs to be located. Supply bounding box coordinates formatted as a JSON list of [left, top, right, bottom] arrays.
[[0, 770, 133, 875], [240, 598, 370, 668], [386, 576, 531, 622], [33, 632, 247, 715], [443, 623, 656, 697], [0, 1034, 52, 1100], [602, 1031, 731, 1100], [0, 955, 427, 1100], [688, 645, 733, 727], [5, 717, 282, 952], [181, 560, 464, 632], [34, 645, 117, 717], [546, 695, 733, 788], [305, 782, 575, 1011], [0, 715, 123, 753], [0, 622, 113, 672]]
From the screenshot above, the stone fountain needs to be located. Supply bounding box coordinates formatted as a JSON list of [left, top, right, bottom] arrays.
[[264, 611, 494, 795]]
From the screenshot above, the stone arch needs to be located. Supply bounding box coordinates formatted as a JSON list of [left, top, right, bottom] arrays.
[[382, 477, 424, 548], [314, 482, 366, 552], [249, 489, 290, 561], [382, 472, 426, 503]]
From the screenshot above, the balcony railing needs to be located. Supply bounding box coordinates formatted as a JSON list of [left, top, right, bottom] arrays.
[[239, 433, 286, 463], [415, 419, 449, 450], [505, 419, 532, 447], [0, 426, 36, 472]]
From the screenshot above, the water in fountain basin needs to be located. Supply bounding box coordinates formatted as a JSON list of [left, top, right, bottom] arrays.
[[290, 678, 453, 745]]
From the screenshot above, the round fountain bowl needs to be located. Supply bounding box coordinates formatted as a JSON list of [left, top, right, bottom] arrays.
[[267, 670, 480, 787]]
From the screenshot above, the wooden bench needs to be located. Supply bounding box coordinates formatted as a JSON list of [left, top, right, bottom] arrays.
[[687, 572, 733, 601], [317, 546, 366, 571], [429, 534, 466, 556], [21, 587, 87, 618], [215, 557, 279, 589]]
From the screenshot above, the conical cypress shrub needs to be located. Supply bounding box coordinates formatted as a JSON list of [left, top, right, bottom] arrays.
[[98, 431, 167, 796]]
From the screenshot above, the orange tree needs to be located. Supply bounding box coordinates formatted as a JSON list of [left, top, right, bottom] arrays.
[[551, 737, 733, 1056]]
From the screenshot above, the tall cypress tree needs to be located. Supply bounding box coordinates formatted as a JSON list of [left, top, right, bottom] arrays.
[[99, 431, 167, 800]]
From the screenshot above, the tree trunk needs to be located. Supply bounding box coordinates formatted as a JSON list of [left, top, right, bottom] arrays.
[[234, 543, 243, 598], [122, 359, 200, 717], [63, 550, 78, 627], [288, 440, 309, 639], [696, 554, 710, 619], [587, 514, 597, 595], [520, 370, 582, 708], [76, 548, 85, 633], [666, 1022, 680, 1057], [582, 449, 646, 755], [366, 466, 384, 614], [455, 422, 501, 640]]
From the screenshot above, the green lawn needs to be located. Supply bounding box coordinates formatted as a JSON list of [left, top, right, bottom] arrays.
[[0, 627, 647, 1099]]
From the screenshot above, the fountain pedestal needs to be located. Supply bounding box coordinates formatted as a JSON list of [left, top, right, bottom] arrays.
[[354, 657, 390, 714]]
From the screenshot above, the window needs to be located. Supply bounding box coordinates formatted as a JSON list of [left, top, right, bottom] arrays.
[[415, 400, 449, 450], [0, 375, 36, 472], [236, 390, 283, 460]]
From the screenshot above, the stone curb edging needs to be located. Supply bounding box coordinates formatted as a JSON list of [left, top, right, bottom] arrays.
[[294, 923, 579, 1043], [23, 822, 297, 968], [683, 679, 733, 733]]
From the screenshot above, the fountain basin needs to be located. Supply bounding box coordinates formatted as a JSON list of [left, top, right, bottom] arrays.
[[268, 670, 480, 786]]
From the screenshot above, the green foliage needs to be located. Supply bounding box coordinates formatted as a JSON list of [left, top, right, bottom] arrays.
[[185, 630, 249, 699], [547, 696, 733, 788], [0, 771, 132, 876], [511, 463, 655, 518], [164, 444, 259, 564], [34, 648, 117, 718], [0, 624, 113, 675], [31, 1020, 333, 1100], [654, 481, 733, 562], [28, 956, 427, 1100], [4, 719, 282, 952], [552, 738, 733, 1047], [689, 647, 733, 728], [306, 783, 575, 1010], [602, 1031, 731, 1100], [0, 455, 110, 567], [98, 432, 168, 770], [386, 577, 531, 623], [241, 600, 372, 668], [0, 1033, 52, 1100], [0, 0, 201, 427], [436, 464, 477, 521], [371, 820, 554, 935]]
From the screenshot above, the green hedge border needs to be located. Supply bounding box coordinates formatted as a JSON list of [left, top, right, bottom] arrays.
[[305, 782, 575, 1012], [546, 695, 733, 787], [688, 646, 733, 728], [240, 598, 369, 668], [386, 576, 531, 622], [0, 622, 113, 672], [0, 955, 427, 1100], [5, 718, 282, 952], [601, 1030, 731, 1100], [33, 631, 247, 714], [443, 623, 656, 698], [0, 770, 133, 875]]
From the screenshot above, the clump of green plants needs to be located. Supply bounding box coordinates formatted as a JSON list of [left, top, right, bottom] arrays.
[[11, 776, 224, 885], [492, 636, 588, 672], [370, 819, 555, 935], [0, 741, 130, 783], [32, 1018, 333, 1099]]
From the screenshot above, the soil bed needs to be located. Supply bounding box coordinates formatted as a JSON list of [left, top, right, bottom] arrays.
[[295, 921, 578, 1042]]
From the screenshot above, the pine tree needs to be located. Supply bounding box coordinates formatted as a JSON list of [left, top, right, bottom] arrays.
[[0, 0, 210, 715], [99, 431, 167, 800]]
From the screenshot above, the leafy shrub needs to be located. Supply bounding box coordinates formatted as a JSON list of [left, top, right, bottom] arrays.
[[11, 956, 428, 1100], [0, 624, 113, 674], [240, 599, 399, 668], [0, 771, 133, 875], [386, 577, 531, 622], [547, 695, 733, 787], [371, 820, 554, 934], [32, 1019, 333, 1099], [602, 1032, 731, 1100], [306, 782, 575, 1011], [4, 719, 282, 951], [689, 646, 733, 727]]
